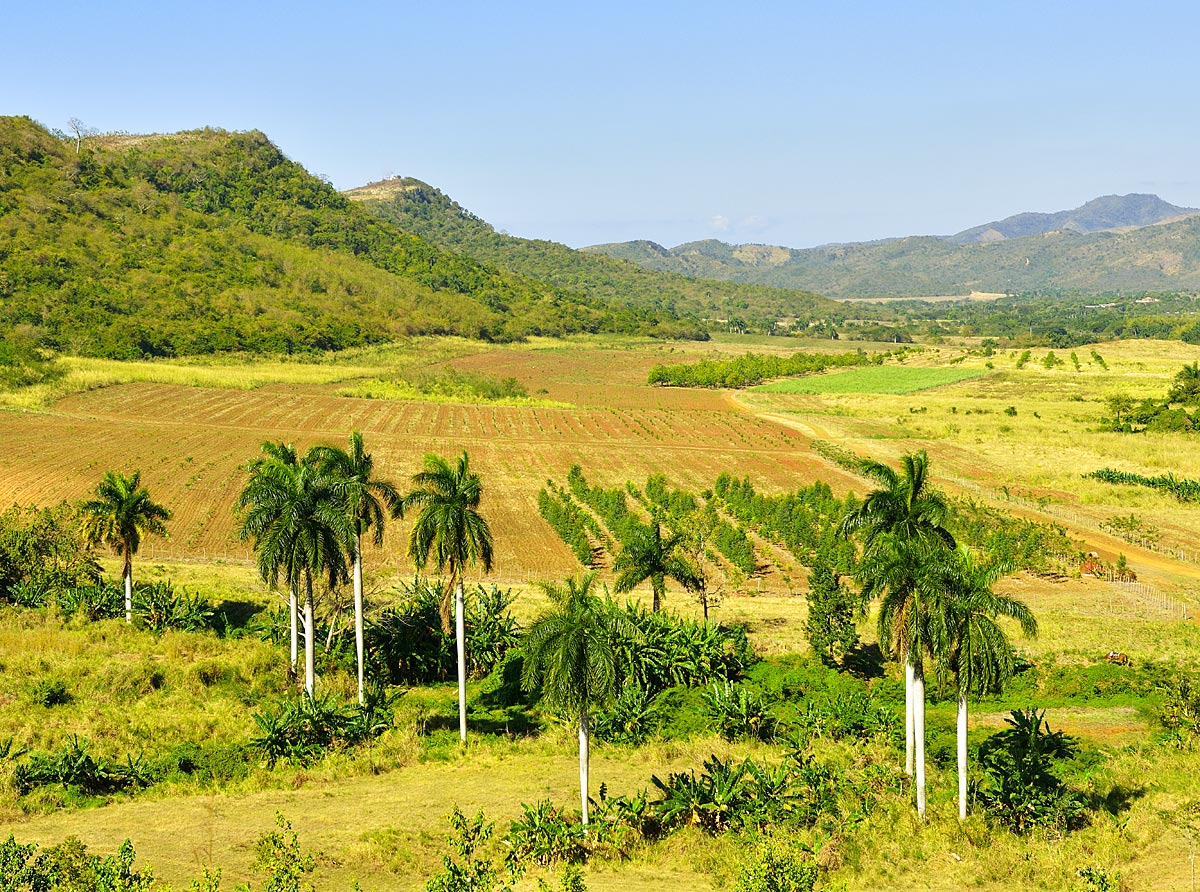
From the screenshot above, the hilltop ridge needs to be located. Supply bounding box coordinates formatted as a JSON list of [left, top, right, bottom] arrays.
[[0, 117, 701, 358], [344, 176, 841, 330]]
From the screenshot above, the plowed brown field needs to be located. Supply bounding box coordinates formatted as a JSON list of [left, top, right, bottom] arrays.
[[0, 341, 864, 585]]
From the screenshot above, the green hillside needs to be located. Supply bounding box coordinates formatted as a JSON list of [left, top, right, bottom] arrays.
[[345, 177, 843, 329], [587, 215, 1200, 298], [0, 117, 696, 358]]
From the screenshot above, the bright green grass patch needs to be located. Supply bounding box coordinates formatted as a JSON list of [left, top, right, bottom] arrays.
[[754, 365, 986, 395]]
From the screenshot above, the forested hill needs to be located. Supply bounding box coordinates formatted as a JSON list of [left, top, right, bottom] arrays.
[[0, 118, 701, 358], [587, 211, 1200, 299], [344, 177, 842, 330]]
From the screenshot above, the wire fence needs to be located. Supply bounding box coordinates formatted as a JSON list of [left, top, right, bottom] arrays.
[[945, 474, 1200, 565], [938, 474, 1193, 623], [1099, 575, 1190, 621]]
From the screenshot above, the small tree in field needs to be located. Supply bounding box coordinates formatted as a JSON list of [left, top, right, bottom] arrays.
[[804, 555, 859, 665]]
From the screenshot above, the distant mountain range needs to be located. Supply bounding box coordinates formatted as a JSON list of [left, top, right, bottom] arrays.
[[946, 194, 1197, 245], [585, 194, 1200, 298]]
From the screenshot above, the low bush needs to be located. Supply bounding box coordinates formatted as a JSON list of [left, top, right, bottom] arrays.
[[13, 735, 155, 797], [704, 682, 777, 742], [368, 579, 519, 686], [54, 581, 123, 621], [133, 580, 214, 632], [249, 687, 399, 768], [975, 708, 1089, 834], [734, 837, 819, 892], [504, 800, 587, 869]]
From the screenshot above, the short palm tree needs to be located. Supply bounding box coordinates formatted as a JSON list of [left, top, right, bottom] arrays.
[[237, 444, 352, 695], [838, 449, 955, 780], [79, 470, 171, 624], [612, 519, 703, 613], [521, 572, 636, 830], [939, 548, 1037, 820], [312, 432, 403, 705], [405, 450, 493, 744]]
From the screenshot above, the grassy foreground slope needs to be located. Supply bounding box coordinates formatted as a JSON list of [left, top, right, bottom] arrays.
[[0, 117, 697, 358], [346, 177, 842, 329]]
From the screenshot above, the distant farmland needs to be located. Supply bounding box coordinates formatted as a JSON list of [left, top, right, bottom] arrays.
[[753, 365, 986, 395]]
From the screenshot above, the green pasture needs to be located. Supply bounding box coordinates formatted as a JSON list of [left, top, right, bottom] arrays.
[[753, 365, 986, 395]]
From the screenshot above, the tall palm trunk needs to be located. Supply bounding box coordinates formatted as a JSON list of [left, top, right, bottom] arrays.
[[289, 586, 299, 669], [914, 662, 927, 819], [652, 578, 662, 613], [304, 572, 316, 697], [905, 657, 915, 776], [957, 692, 968, 820], [455, 578, 467, 744], [353, 534, 365, 705], [123, 550, 133, 625], [579, 707, 591, 832]]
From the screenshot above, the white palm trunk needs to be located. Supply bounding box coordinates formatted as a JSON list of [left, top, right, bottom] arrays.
[[579, 708, 590, 832], [905, 657, 914, 776], [914, 665, 927, 819], [354, 538, 365, 705], [304, 575, 316, 697], [123, 561, 133, 625], [957, 693, 968, 820], [289, 586, 299, 669], [455, 579, 467, 744]]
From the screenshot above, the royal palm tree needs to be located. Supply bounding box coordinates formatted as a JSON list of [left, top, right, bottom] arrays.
[[237, 444, 353, 695], [866, 538, 949, 820], [405, 450, 493, 744], [79, 470, 171, 625], [312, 432, 403, 705], [938, 548, 1037, 820], [242, 442, 302, 668], [838, 450, 955, 780], [521, 572, 635, 831], [612, 519, 703, 613]]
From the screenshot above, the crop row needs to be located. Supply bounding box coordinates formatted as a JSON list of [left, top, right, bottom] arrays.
[[537, 483, 600, 565], [1085, 467, 1200, 502]]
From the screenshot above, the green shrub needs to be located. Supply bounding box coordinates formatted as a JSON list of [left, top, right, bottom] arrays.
[[0, 504, 99, 604], [503, 800, 586, 869], [803, 556, 859, 665], [649, 755, 820, 835], [428, 808, 514, 892], [0, 835, 154, 892], [133, 580, 214, 632], [55, 581, 123, 621], [368, 579, 519, 685], [249, 688, 398, 768], [1159, 676, 1200, 741], [976, 708, 1089, 834], [734, 837, 818, 892], [30, 678, 71, 708], [703, 682, 777, 742], [13, 735, 155, 797], [1076, 865, 1120, 891], [591, 684, 660, 745]]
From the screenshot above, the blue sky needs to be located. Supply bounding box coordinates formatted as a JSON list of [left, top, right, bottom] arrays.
[[7, 1, 1199, 248]]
